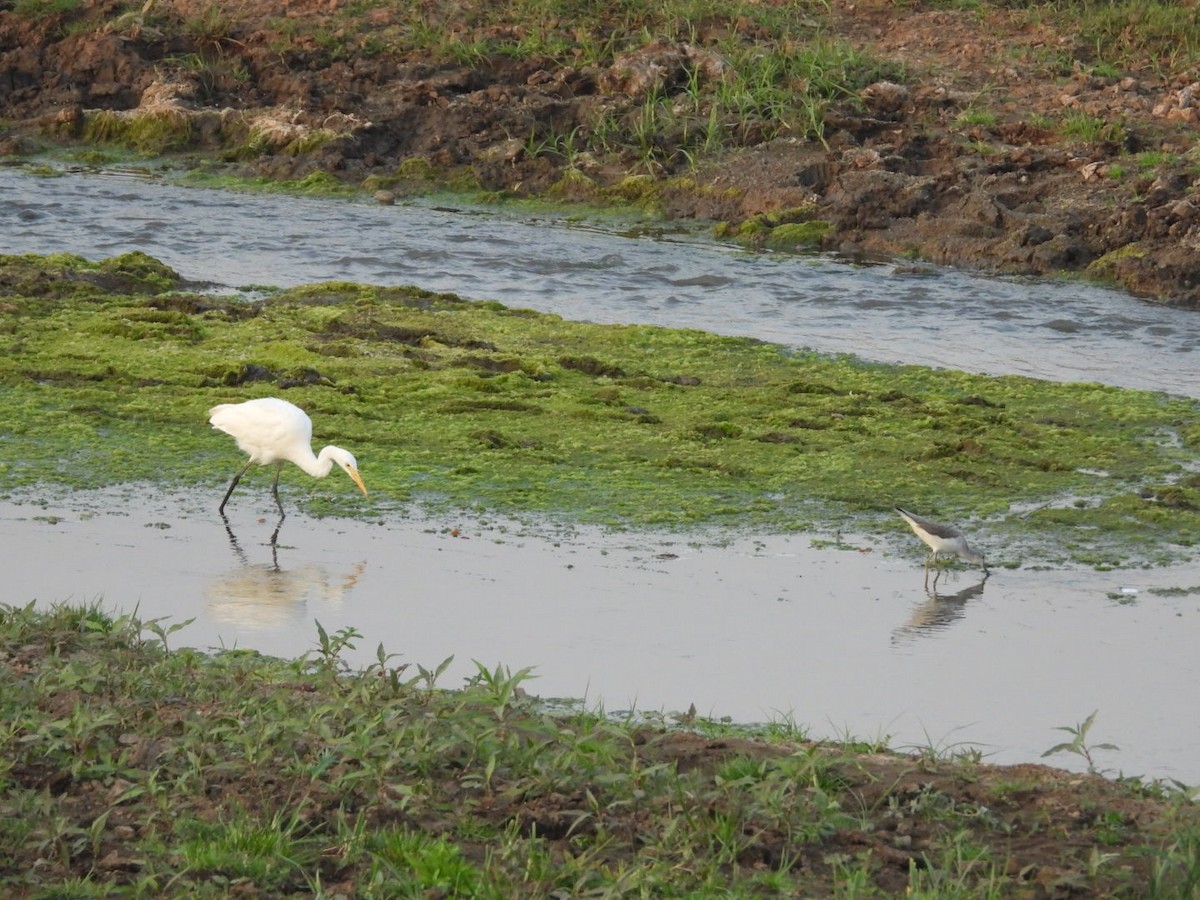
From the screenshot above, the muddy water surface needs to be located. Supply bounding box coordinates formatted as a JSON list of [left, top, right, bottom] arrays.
[[4, 489, 1198, 783]]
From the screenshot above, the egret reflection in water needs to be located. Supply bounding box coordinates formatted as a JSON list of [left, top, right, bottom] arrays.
[[892, 575, 990, 644], [207, 516, 367, 629]]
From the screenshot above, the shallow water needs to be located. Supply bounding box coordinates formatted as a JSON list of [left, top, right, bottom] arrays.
[[2, 165, 1198, 397], [4, 489, 1199, 783], [3, 166, 1200, 782]]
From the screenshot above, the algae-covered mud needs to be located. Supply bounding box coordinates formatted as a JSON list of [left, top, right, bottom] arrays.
[[1, 251, 1197, 567]]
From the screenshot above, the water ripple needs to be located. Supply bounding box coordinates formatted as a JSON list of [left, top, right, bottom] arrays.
[[1, 166, 1196, 397]]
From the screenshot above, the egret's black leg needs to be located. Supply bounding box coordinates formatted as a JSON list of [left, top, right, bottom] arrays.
[[218, 459, 255, 514], [271, 463, 286, 518], [268, 514, 284, 569], [222, 516, 248, 563]]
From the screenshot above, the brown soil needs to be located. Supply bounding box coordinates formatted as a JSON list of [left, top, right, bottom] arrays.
[[4, 1, 1200, 307]]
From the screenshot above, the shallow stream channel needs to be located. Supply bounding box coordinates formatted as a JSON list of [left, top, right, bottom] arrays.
[[3, 166, 1199, 782]]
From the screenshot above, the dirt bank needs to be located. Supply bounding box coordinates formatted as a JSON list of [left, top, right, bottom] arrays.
[[3, 0, 1200, 307]]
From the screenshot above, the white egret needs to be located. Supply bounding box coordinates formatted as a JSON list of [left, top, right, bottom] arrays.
[[209, 397, 367, 516], [894, 506, 987, 572]]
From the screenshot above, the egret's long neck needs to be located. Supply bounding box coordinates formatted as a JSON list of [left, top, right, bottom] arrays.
[[295, 446, 337, 479]]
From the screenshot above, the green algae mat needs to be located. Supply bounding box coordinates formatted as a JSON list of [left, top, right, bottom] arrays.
[[1, 251, 1197, 567]]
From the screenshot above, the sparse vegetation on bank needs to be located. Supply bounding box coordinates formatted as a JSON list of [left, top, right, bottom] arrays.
[[2, 602, 1199, 897]]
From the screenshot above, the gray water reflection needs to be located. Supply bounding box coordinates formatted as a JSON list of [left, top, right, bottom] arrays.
[[3, 489, 1198, 782], [211, 516, 367, 628], [891, 577, 990, 644], [2, 166, 1197, 397]]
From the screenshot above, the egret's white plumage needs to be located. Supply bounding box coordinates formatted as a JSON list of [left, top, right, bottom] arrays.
[[894, 506, 987, 571], [209, 397, 367, 516]]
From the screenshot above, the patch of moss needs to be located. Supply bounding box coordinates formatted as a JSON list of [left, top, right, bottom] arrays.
[[605, 174, 662, 208], [12, 0, 81, 17], [0, 251, 181, 301], [82, 110, 194, 155], [395, 157, 441, 180], [547, 167, 601, 201], [358, 163, 485, 197], [660, 176, 742, 206], [290, 171, 354, 195], [715, 206, 830, 251], [764, 221, 833, 250], [97, 251, 181, 292], [15, 162, 61, 177], [1087, 242, 1149, 279]]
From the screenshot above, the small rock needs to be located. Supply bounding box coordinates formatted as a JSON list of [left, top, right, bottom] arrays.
[[1168, 199, 1195, 220], [842, 147, 883, 170], [860, 81, 909, 113], [479, 138, 524, 164], [1021, 225, 1054, 247]]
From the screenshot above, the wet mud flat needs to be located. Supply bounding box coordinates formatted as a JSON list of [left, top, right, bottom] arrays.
[[6, 486, 1199, 783]]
